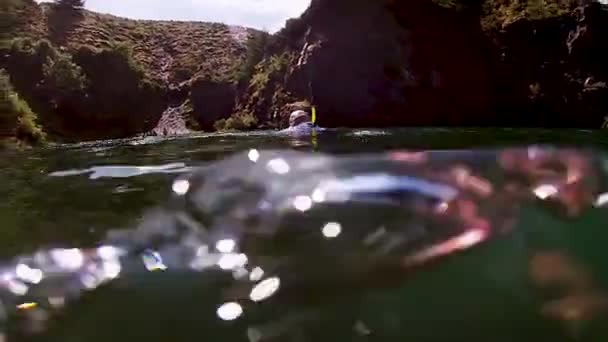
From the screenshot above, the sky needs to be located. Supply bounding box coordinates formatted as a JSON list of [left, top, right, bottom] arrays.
[[38, 0, 311, 32]]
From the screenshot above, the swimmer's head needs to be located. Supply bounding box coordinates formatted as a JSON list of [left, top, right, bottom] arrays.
[[289, 110, 311, 127]]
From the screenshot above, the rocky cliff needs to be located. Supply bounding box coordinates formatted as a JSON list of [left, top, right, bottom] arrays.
[[234, 0, 608, 129], [492, 1, 608, 127], [235, 0, 495, 128]]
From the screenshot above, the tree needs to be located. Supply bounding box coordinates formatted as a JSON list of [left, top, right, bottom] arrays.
[[55, 0, 85, 10], [236, 31, 270, 86], [49, 0, 86, 44], [42, 50, 87, 104], [0, 69, 45, 143]]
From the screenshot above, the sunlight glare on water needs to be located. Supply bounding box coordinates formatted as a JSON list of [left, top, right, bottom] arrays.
[[216, 302, 243, 321], [293, 195, 313, 212], [249, 267, 265, 282], [215, 239, 237, 253], [49, 249, 84, 271], [267, 158, 290, 174], [15, 264, 43, 284], [248, 149, 260, 162], [321, 222, 342, 238], [217, 253, 248, 271], [250, 277, 281, 302], [172, 179, 191, 195], [533, 184, 559, 200]]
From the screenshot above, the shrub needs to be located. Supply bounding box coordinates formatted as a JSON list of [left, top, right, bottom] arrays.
[[235, 31, 270, 85], [481, 0, 579, 31], [0, 69, 46, 144], [213, 111, 257, 131], [42, 49, 88, 102], [0, 70, 18, 128], [1, 0, 26, 41], [8, 38, 59, 85], [70, 42, 166, 131], [106, 41, 149, 81]]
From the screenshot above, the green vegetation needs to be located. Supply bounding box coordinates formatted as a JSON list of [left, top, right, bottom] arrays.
[[42, 46, 88, 104], [479, 0, 580, 30], [8, 37, 88, 106], [181, 99, 201, 130], [213, 111, 257, 131], [250, 53, 291, 97], [224, 52, 297, 130], [431, 1, 580, 30], [0, 69, 46, 145], [1, 0, 24, 42], [235, 31, 270, 86], [4, 36, 165, 138]]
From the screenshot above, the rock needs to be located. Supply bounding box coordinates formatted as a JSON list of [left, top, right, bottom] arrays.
[[245, 0, 495, 128], [493, 2, 608, 127], [190, 78, 237, 130], [240, 0, 608, 129]]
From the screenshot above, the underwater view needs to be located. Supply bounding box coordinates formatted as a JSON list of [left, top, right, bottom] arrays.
[[0, 128, 608, 341]]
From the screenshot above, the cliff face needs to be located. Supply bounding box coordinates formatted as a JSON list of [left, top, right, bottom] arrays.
[[237, 0, 608, 129], [492, 2, 608, 127], [237, 0, 495, 128]]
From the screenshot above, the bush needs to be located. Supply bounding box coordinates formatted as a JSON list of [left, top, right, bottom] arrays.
[[10, 37, 45, 57], [213, 112, 257, 131], [42, 48, 87, 102], [8, 38, 87, 113], [1, 0, 26, 41], [101, 41, 150, 82], [69, 42, 166, 133], [481, 0, 579, 31], [235, 31, 270, 85], [0, 70, 46, 144], [8, 38, 59, 85], [74, 42, 159, 97]]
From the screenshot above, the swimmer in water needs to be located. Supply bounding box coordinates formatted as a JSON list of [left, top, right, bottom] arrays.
[[281, 110, 324, 135]]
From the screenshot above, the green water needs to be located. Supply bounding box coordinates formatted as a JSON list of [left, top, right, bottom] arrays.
[[1, 127, 608, 341]]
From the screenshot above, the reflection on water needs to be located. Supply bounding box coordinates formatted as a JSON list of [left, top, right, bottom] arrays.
[[321, 222, 342, 238], [217, 302, 243, 321], [49, 163, 191, 179]]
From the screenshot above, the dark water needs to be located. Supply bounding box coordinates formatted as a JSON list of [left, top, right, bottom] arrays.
[[1, 127, 608, 341]]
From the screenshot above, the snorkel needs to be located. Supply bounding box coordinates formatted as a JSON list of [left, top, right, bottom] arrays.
[[311, 106, 318, 150]]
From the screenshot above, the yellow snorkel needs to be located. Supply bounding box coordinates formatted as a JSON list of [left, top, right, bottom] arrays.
[[311, 105, 318, 150]]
